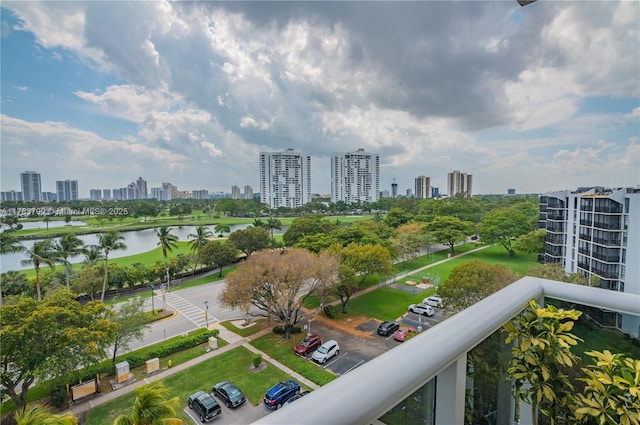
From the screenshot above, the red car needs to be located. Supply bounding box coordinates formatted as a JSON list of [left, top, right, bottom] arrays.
[[393, 327, 417, 342], [294, 334, 322, 356]]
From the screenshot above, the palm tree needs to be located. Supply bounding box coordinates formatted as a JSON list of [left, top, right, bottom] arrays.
[[97, 231, 127, 302], [82, 244, 105, 265], [21, 240, 56, 301], [213, 223, 230, 237], [0, 230, 24, 254], [155, 225, 179, 265], [15, 404, 78, 425], [53, 234, 85, 289], [187, 225, 213, 253], [113, 381, 183, 425], [266, 218, 282, 240]]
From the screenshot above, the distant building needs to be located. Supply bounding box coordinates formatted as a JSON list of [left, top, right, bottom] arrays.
[[391, 178, 398, 199], [415, 176, 431, 199], [151, 187, 171, 201], [56, 180, 79, 202], [406, 188, 412, 197], [244, 185, 253, 200], [90, 189, 102, 201], [231, 185, 241, 200], [42, 192, 56, 202], [380, 189, 390, 198], [447, 170, 473, 198], [20, 171, 42, 202], [1, 190, 22, 202], [508, 188, 516, 195], [260, 148, 311, 209], [192, 189, 209, 200], [162, 182, 179, 199], [102, 189, 112, 201], [539, 186, 640, 337], [136, 177, 148, 199], [432, 187, 440, 198], [331, 148, 380, 204]]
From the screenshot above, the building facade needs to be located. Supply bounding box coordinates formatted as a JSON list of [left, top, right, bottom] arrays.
[[56, 180, 79, 202], [260, 149, 311, 209], [447, 170, 473, 198], [192, 189, 209, 200], [89, 189, 102, 201], [231, 185, 241, 200], [1, 191, 23, 202], [244, 185, 253, 200], [415, 176, 431, 199], [20, 171, 42, 202], [539, 187, 640, 336], [330, 148, 379, 204]]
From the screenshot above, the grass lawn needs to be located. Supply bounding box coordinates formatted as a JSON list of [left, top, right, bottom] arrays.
[[220, 319, 270, 338], [84, 346, 293, 425], [572, 321, 640, 362], [343, 287, 427, 322], [250, 334, 337, 386]]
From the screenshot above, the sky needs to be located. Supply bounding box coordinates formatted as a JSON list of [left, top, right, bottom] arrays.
[[1, 1, 638, 198]]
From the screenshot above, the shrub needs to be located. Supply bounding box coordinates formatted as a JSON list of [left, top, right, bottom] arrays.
[[252, 354, 263, 368], [272, 325, 285, 335], [323, 305, 337, 319], [49, 384, 67, 407], [291, 326, 302, 334]]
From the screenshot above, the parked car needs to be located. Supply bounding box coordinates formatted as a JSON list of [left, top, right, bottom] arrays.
[[408, 303, 435, 316], [282, 390, 311, 406], [311, 340, 340, 364], [377, 321, 400, 336], [423, 295, 444, 308], [294, 334, 322, 356], [212, 381, 246, 408], [263, 380, 300, 410], [393, 327, 417, 342], [188, 391, 222, 422]]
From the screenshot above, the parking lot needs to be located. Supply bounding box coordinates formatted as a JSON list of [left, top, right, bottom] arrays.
[[184, 395, 268, 424]]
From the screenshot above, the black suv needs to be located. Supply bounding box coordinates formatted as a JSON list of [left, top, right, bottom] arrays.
[[188, 391, 221, 422], [377, 321, 400, 336]]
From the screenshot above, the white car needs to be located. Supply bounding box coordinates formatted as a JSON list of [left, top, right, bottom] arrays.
[[311, 340, 339, 364], [423, 295, 443, 308], [408, 303, 435, 317]]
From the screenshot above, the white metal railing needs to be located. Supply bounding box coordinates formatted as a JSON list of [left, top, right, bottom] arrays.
[[252, 277, 640, 425]]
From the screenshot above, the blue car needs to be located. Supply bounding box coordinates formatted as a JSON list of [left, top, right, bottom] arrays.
[[263, 380, 300, 410]]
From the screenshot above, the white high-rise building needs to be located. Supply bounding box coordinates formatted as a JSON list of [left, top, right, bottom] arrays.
[[244, 185, 253, 200], [331, 148, 379, 204], [540, 187, 640, 337], [447, 170, 472, 198], [231, 185, 241, 200], [56, 180, 79, 202], [20, 171, 42, 202], [415, 176, 431, 199], [260, 149, 311, 209]]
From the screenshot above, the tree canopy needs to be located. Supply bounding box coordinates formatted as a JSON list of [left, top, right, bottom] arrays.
[[423, 216, 475, 255], [227, 226, 271, 255], [479, 203, 537, 256], [198, 240, 238, 277], [219, 248, 339, 339], [0, 290, 115, 412]]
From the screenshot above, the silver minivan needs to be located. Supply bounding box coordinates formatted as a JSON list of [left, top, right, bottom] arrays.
[[311, 340, 339, 364]]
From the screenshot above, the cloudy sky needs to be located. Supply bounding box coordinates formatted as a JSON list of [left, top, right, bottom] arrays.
[[1, 1, 638, 198]]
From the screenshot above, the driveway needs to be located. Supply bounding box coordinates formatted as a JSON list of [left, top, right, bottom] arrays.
[[184, 397, 269, 424]]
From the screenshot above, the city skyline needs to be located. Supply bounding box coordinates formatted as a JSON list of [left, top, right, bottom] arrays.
[[1, 2, 638, 195]]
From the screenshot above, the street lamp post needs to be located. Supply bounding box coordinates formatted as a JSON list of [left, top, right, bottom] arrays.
[[165, 267, 171, 290], [204, 300, 209, 329], [150, 283, 155, 315]]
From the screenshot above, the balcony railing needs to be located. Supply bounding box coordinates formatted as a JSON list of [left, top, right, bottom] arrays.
[[253, 278, 640, 425]]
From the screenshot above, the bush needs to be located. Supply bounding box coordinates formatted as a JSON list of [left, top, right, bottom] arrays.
[[323, 305, 337, 319], [272, 325, 285, 335], [291, 326, 302, 334], [252, 354, 263, 368], [49, 384, 67, 407]]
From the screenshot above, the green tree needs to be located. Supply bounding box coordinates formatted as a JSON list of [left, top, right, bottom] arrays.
[[574, 350, 640, 425], [72, 265, 104, 300], [14, 404, 78, 425], [187, 225, 213, 254], [109, 297, 150, 363], [282, 215, 337, 246], [81, 244, 104, 265], [384, 207, 413, 228], [0, 290, 115, 412], [527, 263, 601, 287], [439, 260, 518, 314], [424, 216, 475, 255], [21, 240, 56, 300], [228, 226, 271, 255], [503, 300, 582, 425], [113, 381, 183, 425], [198, 240, 238, 277], [391, 222, 425, 268], [1, 270, 30, 298], [0, 229, 24, 254], [513, 229, 547, 254], [479, 204, 536, 256], [155, 225, 179, 265], [213, 223, 231, 236], [220, 248, 339, 339], [266, 218, 282, 240], [327, 243, 393, 313], [53, 233, 85, 289], [98, 231, 127, 302]]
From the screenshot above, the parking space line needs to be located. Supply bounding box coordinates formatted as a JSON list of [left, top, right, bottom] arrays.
[[343, 360, 365, 374], [323, 352, 348, 369]]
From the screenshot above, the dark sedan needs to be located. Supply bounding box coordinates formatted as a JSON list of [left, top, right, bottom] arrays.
[[212, 381, 246, 408], [377, 321, 400, 336]]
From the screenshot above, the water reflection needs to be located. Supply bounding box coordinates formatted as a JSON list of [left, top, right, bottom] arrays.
[[0, 223, 281, 273]]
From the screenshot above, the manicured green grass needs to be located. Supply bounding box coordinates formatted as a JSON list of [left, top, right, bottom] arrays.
[[250, 334, 337, 386], [84, 346, 296, 425], [345, 287, 428, 321], [219, 319, 269, 338], [572, 321, 640, 362]]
